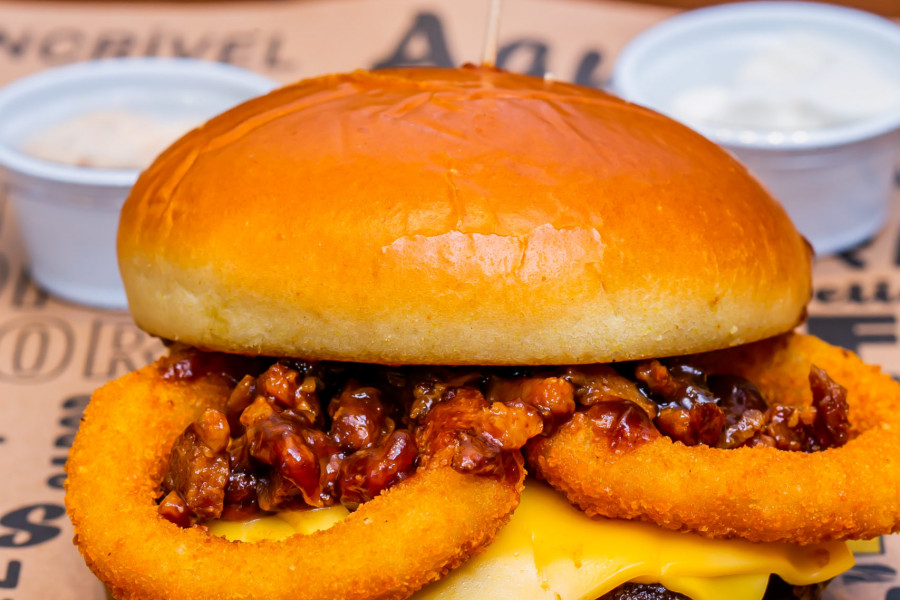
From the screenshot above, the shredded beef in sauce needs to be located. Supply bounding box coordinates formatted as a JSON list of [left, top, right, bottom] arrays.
[[157, 347, 851, 527], [631, 359, 850, 452]]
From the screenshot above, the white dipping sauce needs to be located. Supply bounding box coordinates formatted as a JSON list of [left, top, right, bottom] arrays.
[[22, 110, 199, 170], [669, 32, 900, 131]]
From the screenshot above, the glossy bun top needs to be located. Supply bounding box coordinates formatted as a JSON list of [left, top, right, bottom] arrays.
[[118, 66, 811, 364]]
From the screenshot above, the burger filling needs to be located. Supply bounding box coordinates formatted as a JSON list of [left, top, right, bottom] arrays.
[[206, 472, 844, 600], [599, 579, 827, 600], [156, 344, 850, 528]]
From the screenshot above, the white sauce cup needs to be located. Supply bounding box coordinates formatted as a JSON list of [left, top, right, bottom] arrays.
[[0, 58, 278, 309], [612, 1, 900, 256]]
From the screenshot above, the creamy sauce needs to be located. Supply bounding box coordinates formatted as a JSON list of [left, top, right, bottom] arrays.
[[670, 32, 900, 131], [21, 109, 199, 170]]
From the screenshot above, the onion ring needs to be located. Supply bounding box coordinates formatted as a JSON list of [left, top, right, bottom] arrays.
[[527, 333, 900, 544], [66, 362, 524, 600]]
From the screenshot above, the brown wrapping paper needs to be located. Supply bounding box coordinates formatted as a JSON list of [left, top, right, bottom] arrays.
[[0, 1, 898, 598]]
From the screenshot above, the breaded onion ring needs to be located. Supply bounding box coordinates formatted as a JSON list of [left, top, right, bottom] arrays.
[[528, 333, 900, 544], [66, 362, 523, 600]]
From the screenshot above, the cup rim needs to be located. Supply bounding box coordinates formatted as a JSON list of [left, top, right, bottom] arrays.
[[612, 1, 900, 150], [0, 57, 277, 187]]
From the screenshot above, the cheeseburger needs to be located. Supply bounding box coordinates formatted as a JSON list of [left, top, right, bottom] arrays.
[[66, 66, 900, 600]]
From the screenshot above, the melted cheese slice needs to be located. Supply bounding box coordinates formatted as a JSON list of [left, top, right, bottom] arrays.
[[209, 504, 350, 542], [209, 482, 853, 600]]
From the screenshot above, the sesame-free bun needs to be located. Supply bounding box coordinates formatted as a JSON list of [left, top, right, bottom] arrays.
[[118, 66, 811, 365]]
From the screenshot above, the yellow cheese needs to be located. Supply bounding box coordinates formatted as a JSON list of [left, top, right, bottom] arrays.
[[208, 482, 854, 600], [847, 538, 882, 555], [208, 504, 350, 542]]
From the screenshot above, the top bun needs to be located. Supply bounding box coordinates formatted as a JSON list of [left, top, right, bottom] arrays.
[[118, 66, 812, 365]]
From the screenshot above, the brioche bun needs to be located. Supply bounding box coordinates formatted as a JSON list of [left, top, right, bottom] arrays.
[[118, 66, 811, 365]]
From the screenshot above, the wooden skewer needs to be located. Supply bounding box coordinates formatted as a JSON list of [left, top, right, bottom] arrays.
[[481, 0, 503, 67]]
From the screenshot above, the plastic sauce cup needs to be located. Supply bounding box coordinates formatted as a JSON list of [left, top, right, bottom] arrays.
[[0, 58, 278, 309], [612, 2, 900, 256]]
